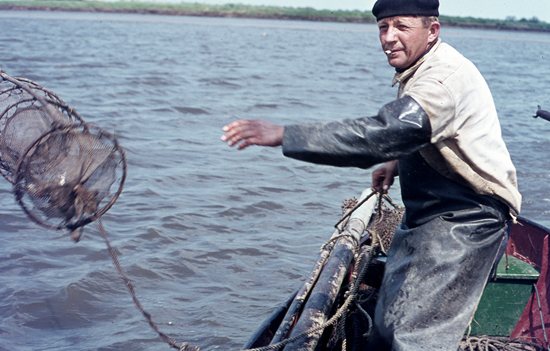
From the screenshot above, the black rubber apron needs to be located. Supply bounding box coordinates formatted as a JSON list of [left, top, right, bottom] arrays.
[[367, 151, 511, 351]]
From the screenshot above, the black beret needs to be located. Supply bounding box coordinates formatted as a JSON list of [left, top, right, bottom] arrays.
[[372, 0, 439, 21]]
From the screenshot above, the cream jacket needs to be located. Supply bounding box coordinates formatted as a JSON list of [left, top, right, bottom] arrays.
[[393, 39, 521, 217]]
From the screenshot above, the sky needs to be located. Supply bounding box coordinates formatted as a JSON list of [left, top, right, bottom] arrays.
[[189, 0, 550, 23]]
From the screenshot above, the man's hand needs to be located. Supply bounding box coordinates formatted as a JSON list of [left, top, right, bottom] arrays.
[[372, 160, 399, 194], [221, 120, 284, 150]]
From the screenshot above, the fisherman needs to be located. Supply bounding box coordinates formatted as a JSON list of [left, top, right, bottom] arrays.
[[221, 0, 521, 349]]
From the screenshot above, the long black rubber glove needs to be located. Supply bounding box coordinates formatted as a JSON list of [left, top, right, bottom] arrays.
[[282, 95, 432, 169]]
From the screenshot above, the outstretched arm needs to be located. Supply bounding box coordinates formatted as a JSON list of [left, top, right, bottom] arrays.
[[221, 120, 284, 150], [282, 97, 431, 169], [372, 160, 399, 194]]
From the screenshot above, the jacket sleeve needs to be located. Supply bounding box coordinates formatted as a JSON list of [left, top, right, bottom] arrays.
[[282, 95, 432, 169]]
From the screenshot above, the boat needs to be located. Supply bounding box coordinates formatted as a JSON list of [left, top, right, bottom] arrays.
[[241, 188, 550, 351]]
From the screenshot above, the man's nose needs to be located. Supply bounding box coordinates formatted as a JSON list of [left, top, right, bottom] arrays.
[[384, 26, 398, 42]]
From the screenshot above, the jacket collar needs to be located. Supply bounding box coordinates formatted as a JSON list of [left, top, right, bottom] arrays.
[[392, 38, 441, 87]]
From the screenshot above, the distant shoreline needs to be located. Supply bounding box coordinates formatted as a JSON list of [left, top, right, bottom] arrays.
[[2, 1, 550, 33], [4, 4, 377, 23]]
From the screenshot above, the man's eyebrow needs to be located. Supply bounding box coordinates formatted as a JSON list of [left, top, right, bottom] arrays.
[[393, 19, 410, 25]]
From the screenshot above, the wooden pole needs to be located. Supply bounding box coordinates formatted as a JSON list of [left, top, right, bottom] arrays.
[[282, 189, 378, 351]]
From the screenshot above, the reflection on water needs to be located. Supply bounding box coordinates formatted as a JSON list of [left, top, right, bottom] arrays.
[[0, 10, 549, 351]]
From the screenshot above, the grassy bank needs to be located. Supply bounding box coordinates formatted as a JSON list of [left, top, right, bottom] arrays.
[[1, 0, 550, 32], [0, 1, 377, 22]]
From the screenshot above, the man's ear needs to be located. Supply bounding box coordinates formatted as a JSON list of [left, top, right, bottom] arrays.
[[428, 21, 440, 43]]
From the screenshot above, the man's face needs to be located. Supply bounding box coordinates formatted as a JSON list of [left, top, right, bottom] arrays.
[[378, 16, 439, 70]]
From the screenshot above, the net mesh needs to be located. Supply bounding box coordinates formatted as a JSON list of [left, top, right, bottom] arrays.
[[14, 124, 125, 240], [0, 71, 125, 240], [0, 75, 82, 183]]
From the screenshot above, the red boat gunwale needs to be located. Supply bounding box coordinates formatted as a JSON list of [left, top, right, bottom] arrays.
[[510, 217, 550, 344]]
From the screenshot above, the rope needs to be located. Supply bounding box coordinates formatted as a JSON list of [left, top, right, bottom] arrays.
[[355, 299, 373, 338], [96, 218, 198, 351], [338, 245, 378, 351], [334, 190, 377, 233], [369, 186, 385, 253], [460, 336, 545, 351], [333, 189, 394, 351], [330, 190, 384, 351], [242, 215, 380, 351], [382, 194, 400, 209], [320, 232, 361, 252], [242, 291, 355, 351]]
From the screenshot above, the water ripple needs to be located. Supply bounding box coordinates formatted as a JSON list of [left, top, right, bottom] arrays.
[[0, 10, 549, 351]]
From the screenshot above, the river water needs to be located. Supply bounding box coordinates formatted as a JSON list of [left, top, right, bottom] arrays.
[[0, 10, 550, 351]]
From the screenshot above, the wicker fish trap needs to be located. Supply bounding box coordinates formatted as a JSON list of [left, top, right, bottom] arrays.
[[0, 70, 126, 240], [13, 123, 126, 241], [0, 71, 84, 183]]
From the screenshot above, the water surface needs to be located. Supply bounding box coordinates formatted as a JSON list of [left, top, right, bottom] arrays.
[[0, 11, 550, 351]]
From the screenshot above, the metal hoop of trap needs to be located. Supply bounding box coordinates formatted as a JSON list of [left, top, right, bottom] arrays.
[[13, 123, 127, 236], [0, 70, 84, 184]]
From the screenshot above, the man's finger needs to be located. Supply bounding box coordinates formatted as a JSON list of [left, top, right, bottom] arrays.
[[221, 121, 247, 143]]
